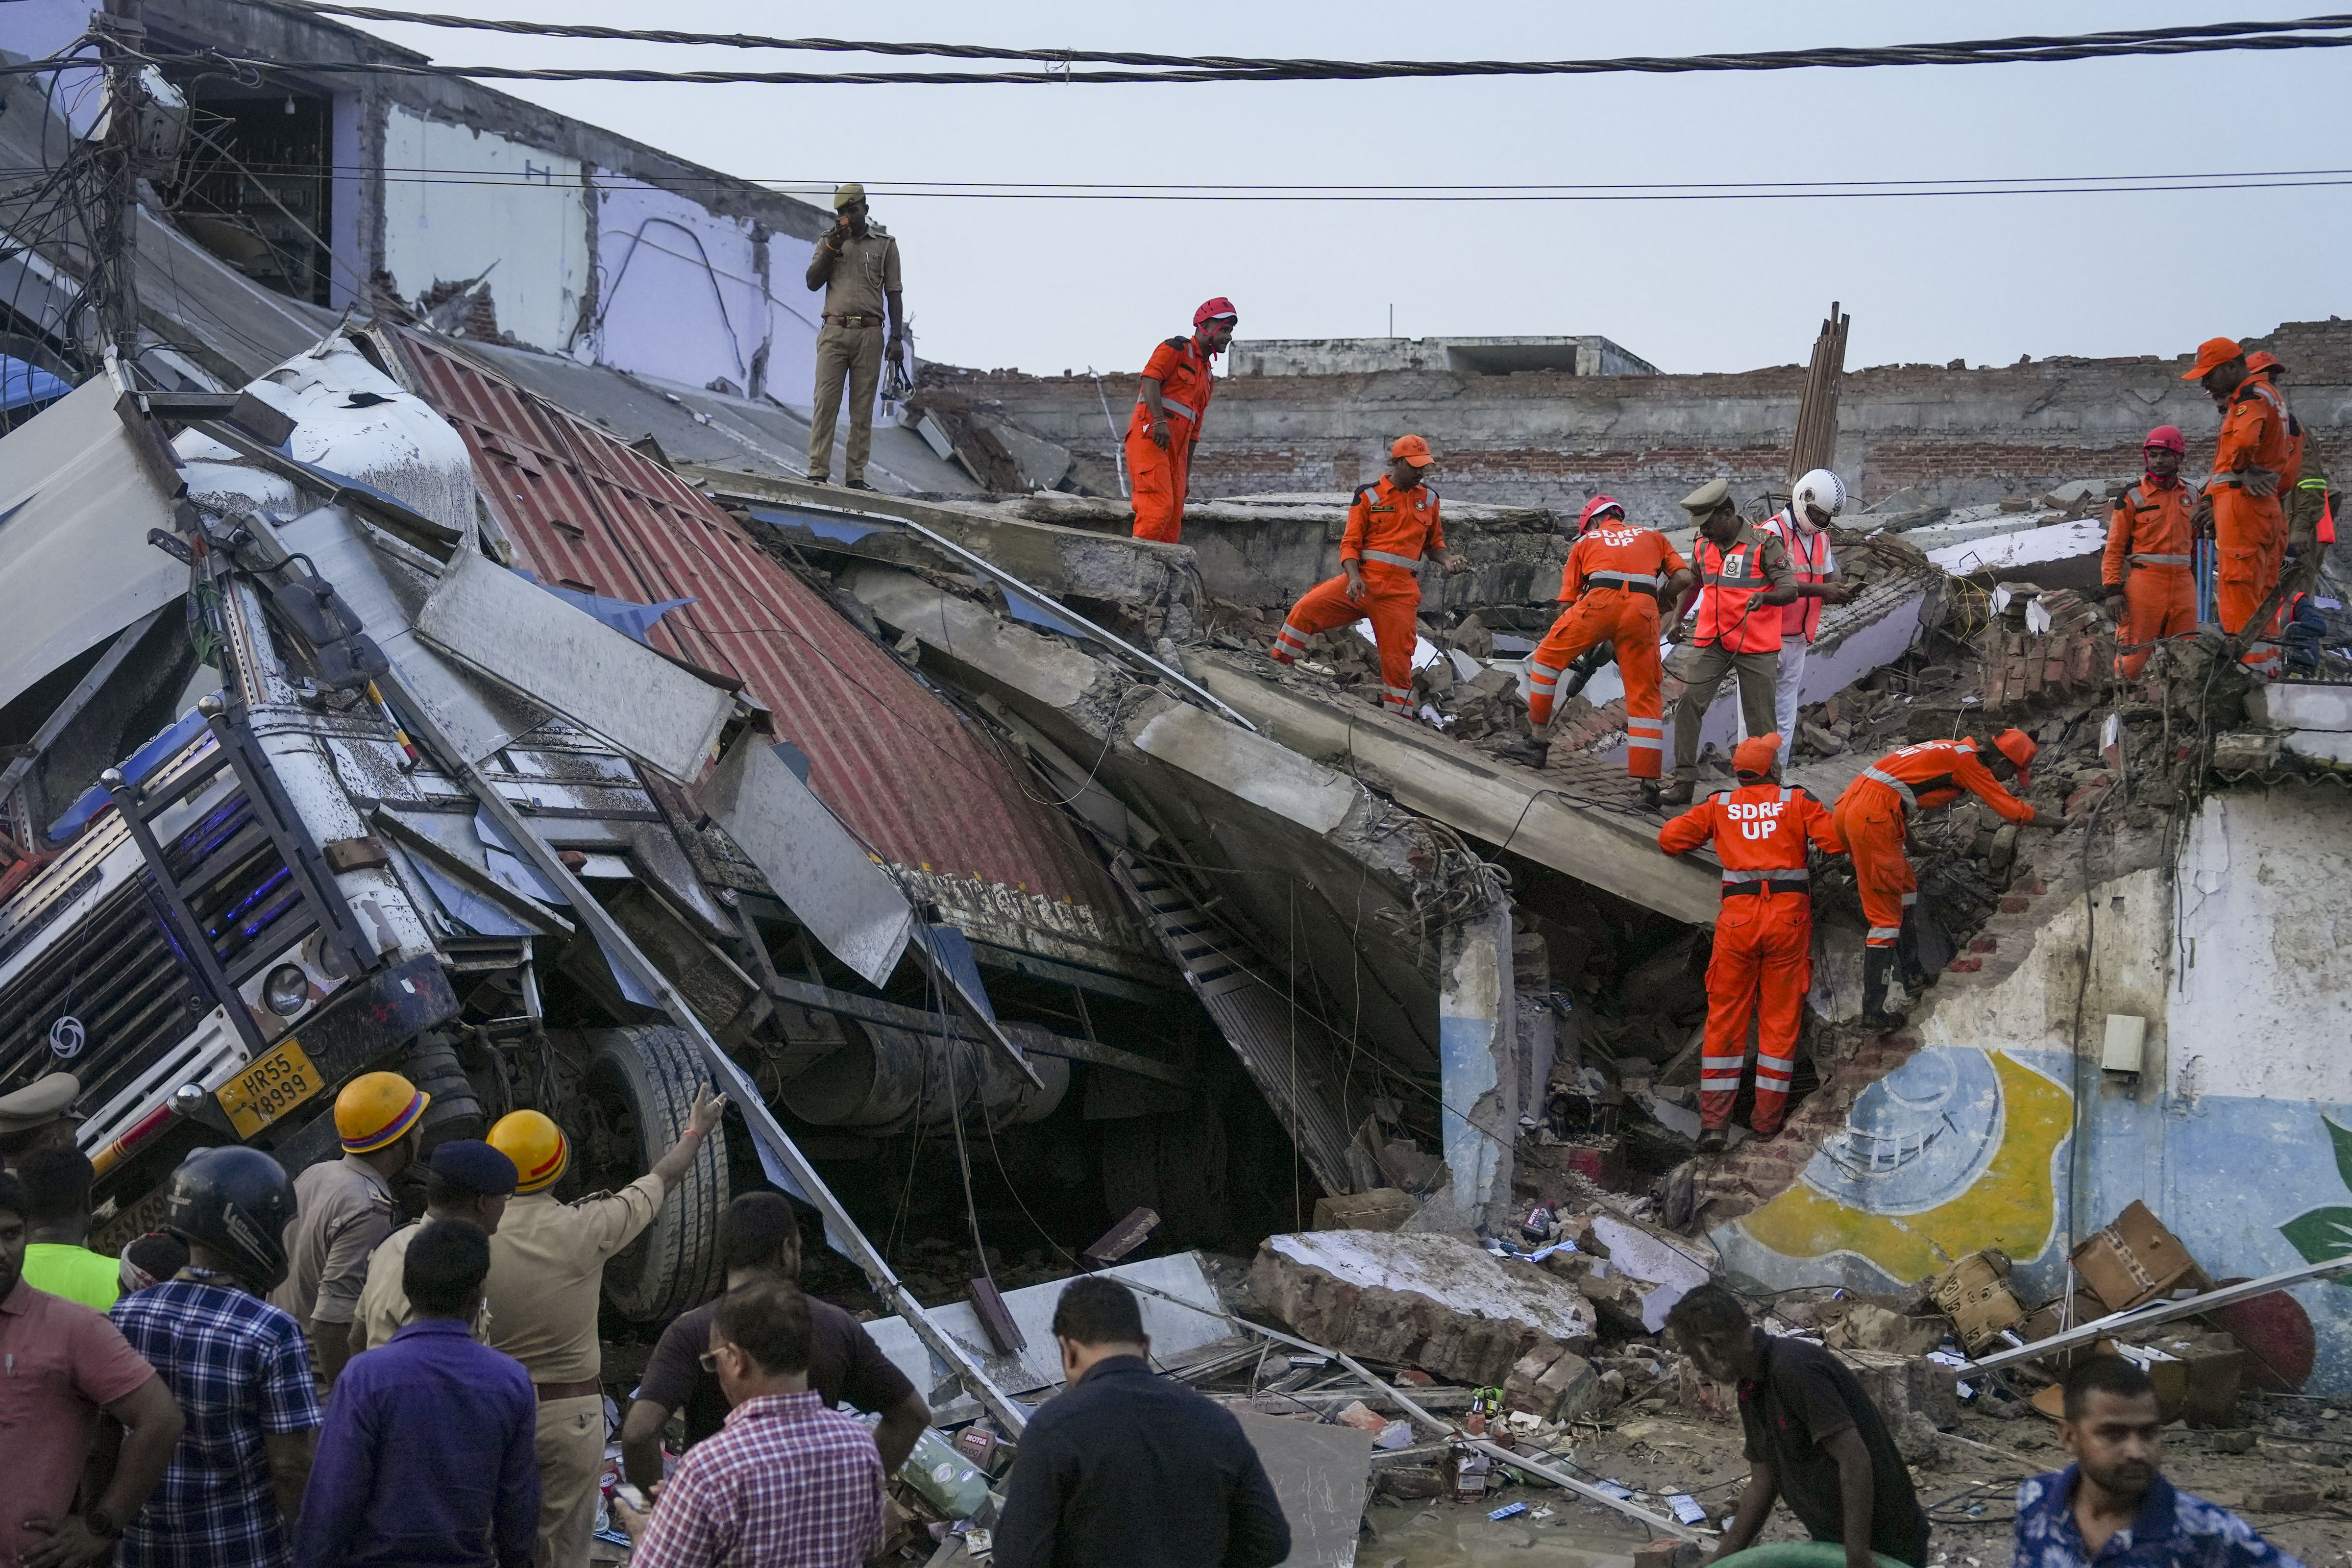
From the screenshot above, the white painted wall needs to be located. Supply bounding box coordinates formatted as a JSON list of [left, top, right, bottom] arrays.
[[2174, 790, 2352, 1103], [763, 233, 823, 414], [589, 177, 766, 394], [380, 109, 588, 353]]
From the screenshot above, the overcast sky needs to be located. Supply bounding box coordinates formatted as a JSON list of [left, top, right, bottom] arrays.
[[342, 2, 2352, 377]]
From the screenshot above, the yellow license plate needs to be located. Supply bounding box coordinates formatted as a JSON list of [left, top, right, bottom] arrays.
[[216, 1039, 322, 1139]]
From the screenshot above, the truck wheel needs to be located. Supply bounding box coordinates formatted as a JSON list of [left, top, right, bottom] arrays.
[[582, 1026, 729, 1322]]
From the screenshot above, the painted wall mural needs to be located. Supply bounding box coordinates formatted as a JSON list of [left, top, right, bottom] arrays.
[[2278, 1117, 2352, 1273], [1715, 1046, 2075, 1290]]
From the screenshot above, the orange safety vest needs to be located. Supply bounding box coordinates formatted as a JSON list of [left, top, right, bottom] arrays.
[[1343, 477, 1444, 572], [1693, 532, 1783, 654], [1662, 784, 1837, 893], [1761, 510, 1832, 641], [1127, 333, 1217, 439], [2102, 480, 2198, 584], [2214, 379, 2292, 497]]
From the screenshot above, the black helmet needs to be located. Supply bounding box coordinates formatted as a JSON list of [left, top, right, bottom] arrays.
[[165, 1147, 297, 1289]]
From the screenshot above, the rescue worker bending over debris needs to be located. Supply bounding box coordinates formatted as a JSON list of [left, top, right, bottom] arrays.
[[1509, 494, 1692, 793], [1834, 733, 2058, 1030], [1664, 479, 1799, 806], [2015, 1356, 2305, 1568], [1127, 298, 1237, 543], [1667, 1284, 1930, 1568], [1658, 733, 1844, 1151], [2186, 336, 2291, 677], [2102, 427, 2200, 681], [1270, 435, 1463, 713], [1755, 469, 1854, 743]]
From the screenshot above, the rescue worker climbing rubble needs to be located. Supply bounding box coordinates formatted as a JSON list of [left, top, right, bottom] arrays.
[[2185, 336, 2291, 677], [1127, 298, 1237, 543], [1506, 494, 1692, 795], [2101, 426, 2200, 680], [1269, 435, 1463, 713], [1753, 469, 1854, 744], [1833, 733, 2059, 1031], [1657, 732, 1843, 1151]]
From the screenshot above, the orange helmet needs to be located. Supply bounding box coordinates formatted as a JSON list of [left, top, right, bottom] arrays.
[[488, 1110, 568, 1195], [1991, 728, 2037, 788], [334, 1072, 427, 1154], [2246, 350, 2284, 376], [1732, 733, 1782, 779]]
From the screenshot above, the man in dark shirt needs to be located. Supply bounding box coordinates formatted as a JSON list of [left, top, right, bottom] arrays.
[[995, 1276, 1290, 1568], [1667, 1284, 1928, 1568], [622, 1193, 926, 1491], [294, 1219, 539, 1568]]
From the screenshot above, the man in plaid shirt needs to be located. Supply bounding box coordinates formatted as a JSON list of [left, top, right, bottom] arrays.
[[112, 1148, 322, 1568], [616, 1279, 883, 1568]]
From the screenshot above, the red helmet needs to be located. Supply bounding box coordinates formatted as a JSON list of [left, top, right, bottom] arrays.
[[1992, 728, 2037, 789], [1577, 494, 1627, 533], [2144, 425, 2186, 455], [1193, 297, 1238, 329]]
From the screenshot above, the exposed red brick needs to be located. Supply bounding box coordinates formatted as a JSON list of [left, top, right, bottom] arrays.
[[1947, 957, 1984, 973], [1969, 936, 1999, 953], [2001, 896, 2029, 913]]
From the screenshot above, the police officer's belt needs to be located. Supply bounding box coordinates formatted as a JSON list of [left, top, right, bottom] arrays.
[[824, 314, 882, 327]]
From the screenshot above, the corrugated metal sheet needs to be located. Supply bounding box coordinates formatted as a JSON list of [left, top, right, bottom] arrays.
[[392, 328, 1114, 911]]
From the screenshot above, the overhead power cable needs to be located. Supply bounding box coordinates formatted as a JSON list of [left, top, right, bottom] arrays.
[[183, 11, 2352, 87]]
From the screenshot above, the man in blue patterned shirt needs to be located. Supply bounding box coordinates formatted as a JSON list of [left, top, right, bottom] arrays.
[[2014, 1356, 2304, 1568], [113, 1148, 323, 1568]]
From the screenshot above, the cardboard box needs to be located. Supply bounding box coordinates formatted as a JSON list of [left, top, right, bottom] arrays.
[[2072, 1201, 2203, 1313], [1932, 1250, 2026, 1351]]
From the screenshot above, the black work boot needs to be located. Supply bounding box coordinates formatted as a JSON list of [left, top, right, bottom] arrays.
[[1895, 909, 1932, 990], [1657, 778, 1695, 807], [1860, 948, 1909, 1033], [1695, 1127, 1729, 1154]]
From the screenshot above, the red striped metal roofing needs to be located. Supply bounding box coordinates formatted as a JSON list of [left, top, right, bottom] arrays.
[[393, 330, 1114, 910]]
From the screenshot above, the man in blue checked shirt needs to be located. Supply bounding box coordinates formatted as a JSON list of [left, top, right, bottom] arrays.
[[2015, 1356, 2304, 1568]]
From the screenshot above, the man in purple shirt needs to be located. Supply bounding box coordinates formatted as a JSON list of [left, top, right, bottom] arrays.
[[294, 1220, 539, 1568]]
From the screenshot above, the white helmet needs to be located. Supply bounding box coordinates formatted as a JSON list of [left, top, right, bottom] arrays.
[[1791, 468, 1847, 522]]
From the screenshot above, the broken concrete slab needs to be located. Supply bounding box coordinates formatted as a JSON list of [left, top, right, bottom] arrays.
[[2247, 683, 2352, 768], [1441, 901, 1521, 1227], [1185, 653, 1718, 925], [1249, 1230, 1597, 1405], [1926, 516, 2107, 591]]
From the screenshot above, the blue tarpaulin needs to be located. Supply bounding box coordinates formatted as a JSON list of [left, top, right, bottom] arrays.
[[0, 357, 70, 414], [513, 568, 694, 645]]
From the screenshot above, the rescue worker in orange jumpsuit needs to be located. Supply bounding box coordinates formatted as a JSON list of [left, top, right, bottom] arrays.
[[1270, 436, 1464, 712], [1505, 495, 1694, 794], [2100, 426, 2200, 680], [2245, 351, 2335, 613], [1127, 298, 1237, 543], [1832, 733, 2059, 1031], [2185, 336, 2292, 676], [1657, 732, 1843, 1151]]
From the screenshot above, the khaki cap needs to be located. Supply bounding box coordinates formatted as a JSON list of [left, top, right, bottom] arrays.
[[832, 182, 866, 211], [1680, 477, 1735, 515], [0, 1071, 79, 1135]]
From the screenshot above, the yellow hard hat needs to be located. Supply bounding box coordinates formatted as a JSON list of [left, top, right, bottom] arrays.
[[335, 1071, 428, 1154], [489, 1110, 568, 1194]]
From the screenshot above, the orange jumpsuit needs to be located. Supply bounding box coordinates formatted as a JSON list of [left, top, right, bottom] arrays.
[[2102, 476, 2199, 678], [2211, 376, 2292, 667], [1271, 476, 1443, 712], [1833, 739, 2037, 952], [1526, 525, 1689, 778], [1126, 333, 1217, 543], [1660, 782, 1843, 1134]]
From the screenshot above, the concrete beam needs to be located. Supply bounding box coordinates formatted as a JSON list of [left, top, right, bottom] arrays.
[[1182, 657, 1721, 926]]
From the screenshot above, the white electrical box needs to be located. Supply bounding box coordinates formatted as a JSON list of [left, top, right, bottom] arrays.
[[2102, 1014, 2147, 1075]]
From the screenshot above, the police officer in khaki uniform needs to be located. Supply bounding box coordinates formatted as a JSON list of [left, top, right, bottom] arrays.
[[804, 181, 904, 490], [272, 1070, 425, 1386], [351, 1137, 516, 1353], [0, 1071, 82, 1168], [486, 1087, 723, 1568]]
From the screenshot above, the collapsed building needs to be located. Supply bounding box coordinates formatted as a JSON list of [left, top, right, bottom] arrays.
[[7, 9, 2352, 1503]]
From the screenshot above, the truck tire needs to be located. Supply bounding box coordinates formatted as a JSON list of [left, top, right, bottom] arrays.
[[582, 1026, 728, 1322]]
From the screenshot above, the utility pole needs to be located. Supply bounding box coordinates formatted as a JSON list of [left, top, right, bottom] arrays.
[[91, 0, 147, 369]]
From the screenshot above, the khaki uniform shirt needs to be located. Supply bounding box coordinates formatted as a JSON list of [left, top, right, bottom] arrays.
[[808, 224, 902, 321], [354, 1221, 493, 1350], [482, 1176, 663, 1384], [270, 1155, 397, 1328]]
